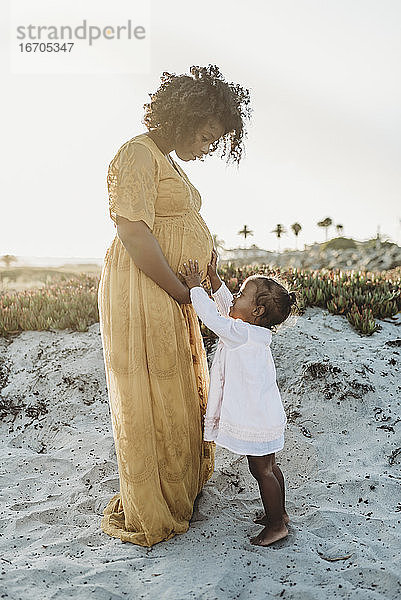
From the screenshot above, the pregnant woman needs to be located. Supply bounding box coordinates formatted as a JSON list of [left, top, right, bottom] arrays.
[[98, 64, 251, 546]]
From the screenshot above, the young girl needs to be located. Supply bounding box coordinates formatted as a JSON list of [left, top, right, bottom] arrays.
[[178, 251, 297, 547]]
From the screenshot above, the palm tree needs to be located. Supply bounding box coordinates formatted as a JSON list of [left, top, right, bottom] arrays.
[[1, 254, 17, 269], [375, 225, 381, 250], [317, 217, 333, 242], [336, 224, 344, 236], [237, 225, 254, 248], [291, 222, 302, 250], [271, 224, 287, 252], [212, 234, 225, 251]]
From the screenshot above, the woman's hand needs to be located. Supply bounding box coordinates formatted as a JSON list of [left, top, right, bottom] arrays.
[[117, 217, 192, 304], [178, 259, 204, 289], [178, 288, 191, 304]]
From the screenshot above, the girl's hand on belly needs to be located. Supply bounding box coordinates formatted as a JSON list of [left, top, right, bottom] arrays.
[[207, 248, 223, 292], [179, 259, 204, 289], [207, 248, 218, 278]]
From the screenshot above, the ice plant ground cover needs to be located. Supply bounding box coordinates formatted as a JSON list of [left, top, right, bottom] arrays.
[[0, 275, 98, 337], [0, 266, 400, 338]]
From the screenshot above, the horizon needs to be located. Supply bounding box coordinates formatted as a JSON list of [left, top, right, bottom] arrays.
[[1, 233, 400, 269]]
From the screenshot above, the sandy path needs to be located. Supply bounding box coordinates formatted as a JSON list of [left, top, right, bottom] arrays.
[[0, 308, 400, 599]]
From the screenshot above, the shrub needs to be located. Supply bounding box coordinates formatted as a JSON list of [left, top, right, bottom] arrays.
[[1, 266, 400, 338], [321, 237, 357, 251]]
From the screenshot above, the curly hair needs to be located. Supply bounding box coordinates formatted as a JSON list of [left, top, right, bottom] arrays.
[[244, 275, 298, 331], [143, 64, 252, 164]]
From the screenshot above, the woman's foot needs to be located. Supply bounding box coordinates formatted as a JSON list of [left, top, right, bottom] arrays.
[[254, 511, 290, 525], [250, 522, 289, 547]]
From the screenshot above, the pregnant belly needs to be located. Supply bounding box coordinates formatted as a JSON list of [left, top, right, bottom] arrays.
[[106, 211, 214, 283], [180, 213, 214, 283]]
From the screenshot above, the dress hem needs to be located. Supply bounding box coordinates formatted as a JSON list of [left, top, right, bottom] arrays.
[[204, 439, 285, 456], [204, 432, 285, 456]]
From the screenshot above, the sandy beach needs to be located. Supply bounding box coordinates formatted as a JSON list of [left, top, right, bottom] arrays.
[[0, 307, 400, 599]]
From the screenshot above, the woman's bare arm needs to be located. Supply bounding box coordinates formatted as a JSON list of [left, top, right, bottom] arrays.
[[116, 216, 191, 304]]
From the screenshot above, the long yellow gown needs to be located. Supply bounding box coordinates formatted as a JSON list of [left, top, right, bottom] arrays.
[[98, 133, 215, 546]]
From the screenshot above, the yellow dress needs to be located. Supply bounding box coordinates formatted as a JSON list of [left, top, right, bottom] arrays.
[[98, 133, 215, 546]]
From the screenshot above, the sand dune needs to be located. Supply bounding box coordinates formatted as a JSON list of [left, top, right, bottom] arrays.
[[0, 308, 400, 599]]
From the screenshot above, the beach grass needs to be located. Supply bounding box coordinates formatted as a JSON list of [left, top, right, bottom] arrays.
[[0, 273, 99, 336], [0, 265, 400, 338]]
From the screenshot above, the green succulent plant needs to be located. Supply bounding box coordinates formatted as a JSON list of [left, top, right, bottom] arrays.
[[201, 264, 400, 338], [1, 265, 400, 338]]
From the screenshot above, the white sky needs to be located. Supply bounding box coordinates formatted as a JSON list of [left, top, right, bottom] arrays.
[[1, 0, 400, 260]]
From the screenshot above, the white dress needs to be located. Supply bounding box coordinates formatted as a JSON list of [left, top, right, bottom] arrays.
[[190, 282, 287, 456]]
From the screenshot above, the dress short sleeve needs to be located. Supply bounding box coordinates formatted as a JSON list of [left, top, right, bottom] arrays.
[[107, 141, 159, 231]]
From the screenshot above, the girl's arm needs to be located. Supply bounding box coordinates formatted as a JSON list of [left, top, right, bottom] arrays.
[[211, 281, 234, 318], [207, 249, 234, 317], [190, 286, 248, 347]]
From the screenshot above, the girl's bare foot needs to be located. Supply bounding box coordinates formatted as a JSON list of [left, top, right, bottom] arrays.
[[250, 522, 289, 547], [254, 511, 290, 525]]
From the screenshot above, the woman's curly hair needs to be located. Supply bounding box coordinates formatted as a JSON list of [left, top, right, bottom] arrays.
[[143, 64, 252, 164], [244, 275, 298, 332]]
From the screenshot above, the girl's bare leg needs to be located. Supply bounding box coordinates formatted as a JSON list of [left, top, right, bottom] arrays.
[[247, 453, 288, 546], [254, 459, 289, 524]]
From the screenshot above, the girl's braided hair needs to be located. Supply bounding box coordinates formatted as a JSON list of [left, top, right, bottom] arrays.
[[245, 275, 298, 331], [143, 64, 252, 164]]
